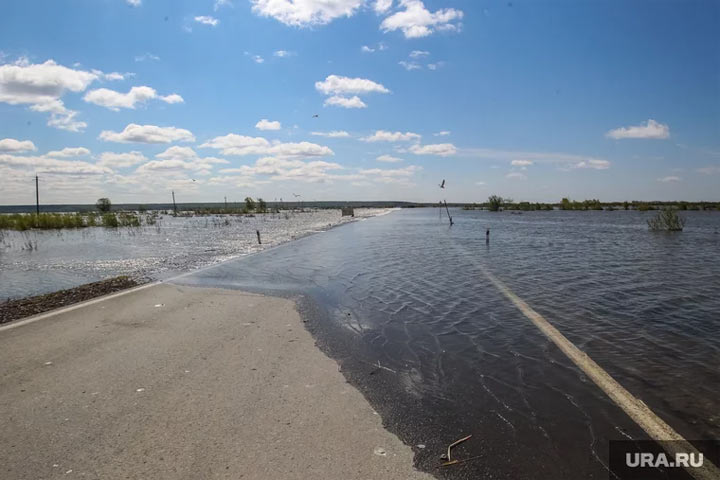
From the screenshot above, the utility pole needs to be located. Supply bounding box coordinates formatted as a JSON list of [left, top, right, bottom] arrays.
[[172, 190, 177, 216], [224, 196, 227, 210], [35, 175, 40, 215]]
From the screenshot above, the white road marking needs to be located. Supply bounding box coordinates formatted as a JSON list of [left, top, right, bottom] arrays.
[[479, 264, 720, 480]]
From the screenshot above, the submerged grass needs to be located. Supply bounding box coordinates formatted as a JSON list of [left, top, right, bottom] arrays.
[[0, 212, 144, 231], [648, 208, 686, 231]]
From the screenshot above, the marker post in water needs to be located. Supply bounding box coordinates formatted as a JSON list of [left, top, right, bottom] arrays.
[[256, 230, 262, 245], [443, 200, 453, 226]]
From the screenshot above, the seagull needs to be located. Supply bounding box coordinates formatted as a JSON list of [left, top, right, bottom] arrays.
[[292, 193, 301, 198], [439, 179, 445, 189], [312, 114, 319, 118], [191, 179, 196, 182]]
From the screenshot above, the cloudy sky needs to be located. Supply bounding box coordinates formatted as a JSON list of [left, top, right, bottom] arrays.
[[1, 0, 718, 205]]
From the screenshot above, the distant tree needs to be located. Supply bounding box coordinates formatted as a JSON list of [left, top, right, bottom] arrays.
[[96, 198, 112, 212], [244, 196, 256, 212], [623, 201, 629, 211], [487, 195, 504, 212], [560, 198, 572, 210], [257, 198, 267, 213]]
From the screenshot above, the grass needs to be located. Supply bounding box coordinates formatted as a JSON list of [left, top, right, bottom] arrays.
[[648, 208, 686, 231], [0, 212, 144, 231]]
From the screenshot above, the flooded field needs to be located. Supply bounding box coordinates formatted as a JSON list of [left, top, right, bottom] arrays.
[[0, 209, 388, 301]]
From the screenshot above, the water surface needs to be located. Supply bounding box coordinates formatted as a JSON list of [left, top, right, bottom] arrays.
[[177, 208, 720, 479], [0, 209, 378, 300]]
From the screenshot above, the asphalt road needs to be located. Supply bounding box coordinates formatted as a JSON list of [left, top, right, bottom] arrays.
[[0, 283, 431, 480]]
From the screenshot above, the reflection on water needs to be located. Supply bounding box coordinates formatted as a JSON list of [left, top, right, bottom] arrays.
[[177, 208, 720, 479], [0, 209, 381, 301]]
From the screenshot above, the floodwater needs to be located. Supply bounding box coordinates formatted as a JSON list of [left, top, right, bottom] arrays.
[[0, 209, 385, 301], [175, 208, 720, 479]]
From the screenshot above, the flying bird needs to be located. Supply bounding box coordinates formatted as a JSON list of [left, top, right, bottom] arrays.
[[292, 193, 301, 198], [312, 114, 319, 118], [439, 179, 445, 189]]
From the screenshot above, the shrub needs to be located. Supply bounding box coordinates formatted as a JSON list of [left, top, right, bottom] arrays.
[[488, 195, 504, 212], [648, 208, 685, 232], [102, 213, 119, 227], [96, 198, 112, 212]]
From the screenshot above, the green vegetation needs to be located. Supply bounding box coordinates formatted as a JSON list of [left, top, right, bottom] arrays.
[[560, 198, 603, 210], [244, 197, 256, 212], [96, 197, 112, 212], [257, 198, 267, 213], [648, 208, 685, 231], [487, 195, 505, 212], [0, 212, 144, 231], [463, 198, 720, 211]]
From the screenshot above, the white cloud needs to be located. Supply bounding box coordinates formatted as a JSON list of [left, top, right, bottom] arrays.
[[135, 147, 229, 176], [99, 124, 195, 144], [315, 75, 388, 109], [475, 181, 486, 186], [409, 50, 429, 58], [255, 119, 282, 130], [98, 151, 147, 168], [0, 138, 36, 153], [0, 153, 111, 175], [83, 86, 183, 110], [376, 154, 403, 163], [506, 172, 527, 180], [361, 45, 375, 53], [46, 147, 90, 158], [433, 130, 450, 136], [362, 130, 421, 142], [358, 165, 421, 185], [511, 160, 533, 167], [409, 143, 457, 156], [380, 0, 463, 39], [696, 165, 720, 175], [219, 157, 351, 183], [135, 52, 160, 62], [399, 61, 421, 71], [426, 62, 444, 70], [0, 58, 101, 132], [572, 159, 610, 170], [606, 119, 670, 140], [200, 134, 334, 158], [315, 75, 389, 95], [273, 50, 294, 57], [195, 16, 219, 26], [374, 0, 393, 14], [658, 176, 681, 183], [127, 0, 141, 6], [214, 0, 232, 10], [324, 95, 367, 108], [311, 130, 350, 138], [250, 0, 364, 27], [461, 147, 612, 171]]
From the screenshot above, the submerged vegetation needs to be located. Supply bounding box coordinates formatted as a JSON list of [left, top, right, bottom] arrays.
[[648, 208, 686, 231], [0, 212, 144, 231], [463, 198, 720, 212]]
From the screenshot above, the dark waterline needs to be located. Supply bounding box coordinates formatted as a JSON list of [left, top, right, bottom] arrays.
[[175, 208, 720, 479]]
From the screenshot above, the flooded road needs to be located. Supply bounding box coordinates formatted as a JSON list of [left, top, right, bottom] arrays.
[[175, 208, 720, 479]]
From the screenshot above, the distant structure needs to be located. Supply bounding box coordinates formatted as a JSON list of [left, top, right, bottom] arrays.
[[341, 207, 355, 217]]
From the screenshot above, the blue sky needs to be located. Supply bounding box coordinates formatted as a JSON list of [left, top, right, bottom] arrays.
[[1, 0, 718, 204]]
